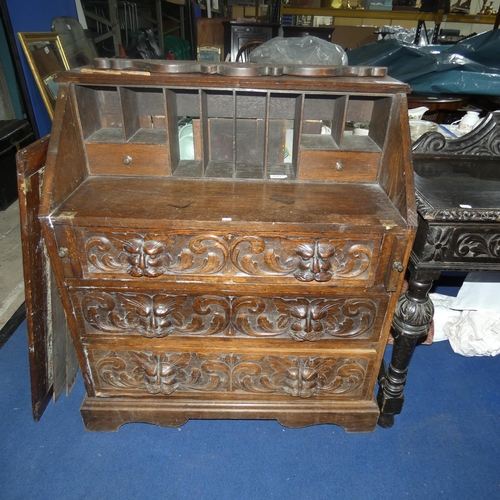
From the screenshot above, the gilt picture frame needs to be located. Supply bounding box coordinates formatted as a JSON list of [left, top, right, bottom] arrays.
[[18, 32, 70, 120]]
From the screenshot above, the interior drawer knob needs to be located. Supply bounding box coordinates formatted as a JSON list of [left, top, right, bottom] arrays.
[[123, 155, 133, 165], [335, 162, 343, 171]]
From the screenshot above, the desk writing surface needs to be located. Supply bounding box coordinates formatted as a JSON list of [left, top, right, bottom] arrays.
[[414, 157, 500, 213], [53, 176, 406, 229]]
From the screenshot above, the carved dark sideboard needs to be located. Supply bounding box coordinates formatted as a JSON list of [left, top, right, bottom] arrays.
[[38, 59, 417, 432], [377, 111, 500, 427]]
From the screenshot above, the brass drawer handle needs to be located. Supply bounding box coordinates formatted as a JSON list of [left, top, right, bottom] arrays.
[[58, 247, 69, 258], [393, 261, 404, 273]]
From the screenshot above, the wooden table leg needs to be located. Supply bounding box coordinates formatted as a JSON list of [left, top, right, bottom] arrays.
[[377, 266, 440, 428]]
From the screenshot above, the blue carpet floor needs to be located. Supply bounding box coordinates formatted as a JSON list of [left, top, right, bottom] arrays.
[[1, 319, 499, 500]]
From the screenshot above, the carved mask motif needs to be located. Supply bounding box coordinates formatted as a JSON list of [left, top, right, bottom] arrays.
[[122, 238, 167, 277]]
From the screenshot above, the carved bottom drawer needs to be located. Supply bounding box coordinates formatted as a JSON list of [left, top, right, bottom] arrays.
[[70, 286, 390, 343], [86, 346, 377, 402]]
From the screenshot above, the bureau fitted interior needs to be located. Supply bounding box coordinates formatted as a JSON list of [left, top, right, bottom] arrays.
[[74, 84, 390, 181]]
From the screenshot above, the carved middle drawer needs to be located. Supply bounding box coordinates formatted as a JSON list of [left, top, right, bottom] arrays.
[[85, 345, 377, 401], [56, 227, 390, 286], [69, 286, 390, 343]]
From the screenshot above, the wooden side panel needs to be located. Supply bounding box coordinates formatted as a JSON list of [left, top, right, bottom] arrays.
[[74, 85, 102, 140], [40, 83, 88, 215], [377, 92, 417, 229], [383, 233, 412, 292], [50, 266, 78, 401], [16, 137, 77, 420], [369, 97, 393, 149], [17, 137, 51, 420]]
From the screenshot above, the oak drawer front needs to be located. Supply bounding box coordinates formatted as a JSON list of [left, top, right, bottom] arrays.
[[87, 346, 376, 400], [68, 229, 383, 286], [71, 287, 389, 343], [86, 143, 171, 176], [298, 150, 381, 183]]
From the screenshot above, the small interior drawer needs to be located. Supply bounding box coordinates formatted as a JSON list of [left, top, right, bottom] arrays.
[[86, 143, 171, 176], [298, 150, 381, 182]]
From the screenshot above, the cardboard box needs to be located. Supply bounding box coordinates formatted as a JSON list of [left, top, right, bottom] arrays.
[[231, 5, 267, 18], [330, 25, 379, 50]]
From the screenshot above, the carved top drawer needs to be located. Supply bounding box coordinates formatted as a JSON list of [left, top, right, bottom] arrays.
[[58, 228, 386, 286]]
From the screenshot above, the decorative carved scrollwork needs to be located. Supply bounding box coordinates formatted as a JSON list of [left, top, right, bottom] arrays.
[[233, 296, 378, 341], [82, 292, 230, 338], [416, 195, 500, 222], [419, 226, 500, 263], [455, 233, 500, 259], [294, 241, 372, 282], [413, 111, 500, 156], [229, 236, 372, 281], [229, 236, 296, 276], [80, 291, 379, 341], [86, 233, 228, 277], [413, 112, 500, 223], [83, 232, 374, 283], [94, 351, 369, 398]]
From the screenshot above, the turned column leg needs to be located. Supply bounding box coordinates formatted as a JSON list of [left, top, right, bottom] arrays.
[[377, 267, 440, 428]]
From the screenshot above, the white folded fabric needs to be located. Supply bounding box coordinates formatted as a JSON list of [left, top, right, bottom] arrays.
[[435, 272, 500, 357]]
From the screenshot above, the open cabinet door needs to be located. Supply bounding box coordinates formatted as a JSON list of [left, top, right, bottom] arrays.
[[17, 136, 78, 421]]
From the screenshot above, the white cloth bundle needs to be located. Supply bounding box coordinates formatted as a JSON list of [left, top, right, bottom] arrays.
[[432, 272, 500, 357]]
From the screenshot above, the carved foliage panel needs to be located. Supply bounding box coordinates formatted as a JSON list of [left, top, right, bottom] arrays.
[[418, 224, 500, 264], [75, 230, 378, 284], [75, 290, 383, 342], [91, 349, 371, 399]]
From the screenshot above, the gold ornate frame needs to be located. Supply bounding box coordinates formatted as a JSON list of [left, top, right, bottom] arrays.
[[18, 32, 70, 120]]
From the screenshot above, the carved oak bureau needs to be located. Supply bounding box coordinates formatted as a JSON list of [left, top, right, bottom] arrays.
[[39, 59, 417, 432]]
